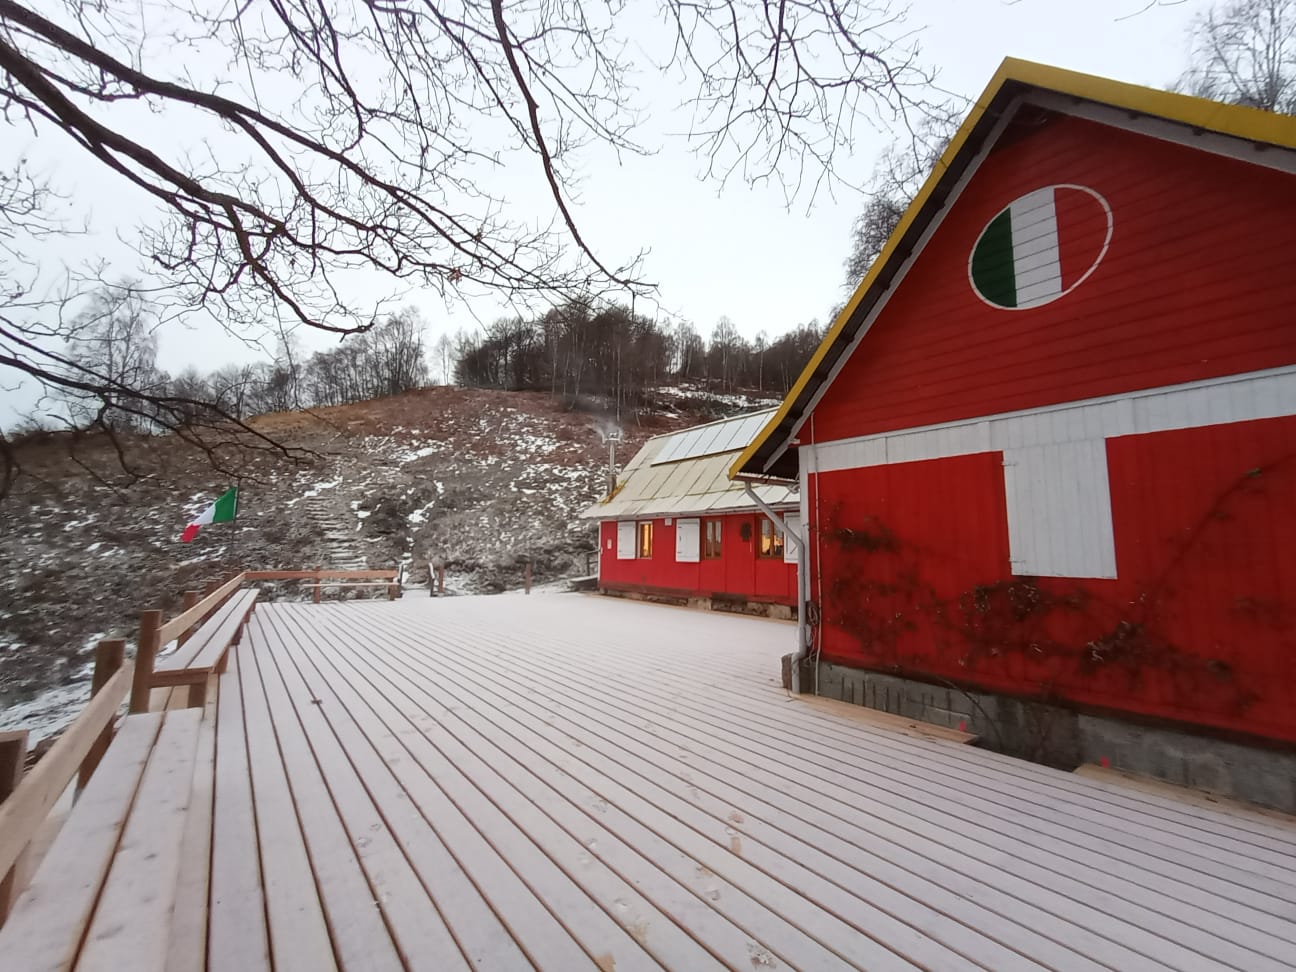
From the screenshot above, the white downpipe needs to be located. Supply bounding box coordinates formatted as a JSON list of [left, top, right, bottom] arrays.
[[742, 482, 810, 693]]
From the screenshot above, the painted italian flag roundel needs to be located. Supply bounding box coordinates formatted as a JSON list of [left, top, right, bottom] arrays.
[[968, 185, 1112, 309]]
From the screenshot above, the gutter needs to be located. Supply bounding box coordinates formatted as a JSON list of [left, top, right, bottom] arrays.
[[742, 481, 811, 694]]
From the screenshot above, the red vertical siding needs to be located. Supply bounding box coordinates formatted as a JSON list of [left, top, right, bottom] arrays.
[[597, 512, 797, 605], [810, 113, 1296, 444], [810, 416, 1296, 743]]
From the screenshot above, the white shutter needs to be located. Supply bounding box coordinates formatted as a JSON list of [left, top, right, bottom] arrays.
[[675, 518, 700, 563], [783, 513, 801, 564], [616, 521, 636, 560], [1003, 440, 1117, 579]]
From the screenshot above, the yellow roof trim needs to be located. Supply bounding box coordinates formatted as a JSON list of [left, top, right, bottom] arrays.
[[730, 57, 1296, 481]]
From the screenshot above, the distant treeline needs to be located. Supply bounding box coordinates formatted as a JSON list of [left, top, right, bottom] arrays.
[[50, 286, 824, 433], [453, 301, 824, 412], [164, 309, 429, 421]]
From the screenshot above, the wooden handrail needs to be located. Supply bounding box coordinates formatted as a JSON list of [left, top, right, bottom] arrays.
[[0, 663, 133, 882], [158, 573, 246, 645], [0, 562, 405, 919]]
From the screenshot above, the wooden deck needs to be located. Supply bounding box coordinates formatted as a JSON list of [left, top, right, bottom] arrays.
[[7, 594, 1296, 970]]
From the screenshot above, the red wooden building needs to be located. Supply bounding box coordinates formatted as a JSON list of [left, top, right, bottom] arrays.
[[584, 410, 800, 613], [733, 61, 1296, 765]]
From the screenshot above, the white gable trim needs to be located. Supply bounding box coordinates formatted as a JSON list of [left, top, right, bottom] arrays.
[[1025, 93, 1296, 176], [803, 366, 1296, 578]]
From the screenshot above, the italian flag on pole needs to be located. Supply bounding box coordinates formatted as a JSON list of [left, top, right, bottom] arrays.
[[181, 487, 238, 543]]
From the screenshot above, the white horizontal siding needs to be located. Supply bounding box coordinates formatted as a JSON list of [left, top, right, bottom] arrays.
[[812, 366, 1296, 474], [805, 366, 1296, 579]]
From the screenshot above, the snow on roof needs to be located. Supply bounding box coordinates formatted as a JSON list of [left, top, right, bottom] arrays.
[[582, 409, 795, 520]]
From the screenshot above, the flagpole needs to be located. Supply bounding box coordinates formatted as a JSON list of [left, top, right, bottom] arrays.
[[234, 477, 242, 571]]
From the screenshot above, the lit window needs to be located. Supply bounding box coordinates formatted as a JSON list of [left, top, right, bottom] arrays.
[[637, 521, 653, 558], [703, 519, 722, 559], [758, 518, 785, 559]]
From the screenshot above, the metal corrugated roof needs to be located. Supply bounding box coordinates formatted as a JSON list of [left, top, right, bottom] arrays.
[[583, 410, 796, 520], [653, 410, 773, 465]]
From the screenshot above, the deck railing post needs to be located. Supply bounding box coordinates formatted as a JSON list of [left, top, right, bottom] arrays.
[[176, 592, 200, 646], [438, 564, 445, 594], [201, 580, 220, 624], [0, 730, 29, 925], [78, 639, 126, 789], [313, 565, 322, 604], [130, 610, 163, 714], [524, 561, 532, 595]]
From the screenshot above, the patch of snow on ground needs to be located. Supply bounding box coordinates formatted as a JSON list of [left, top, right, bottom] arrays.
[[0, 679, 102, 741], [396, 444, 440, 463]]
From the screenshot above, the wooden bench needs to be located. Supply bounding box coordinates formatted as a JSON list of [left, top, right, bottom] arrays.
[[153, 589, 259, 706], [0, 707, 204, 969]]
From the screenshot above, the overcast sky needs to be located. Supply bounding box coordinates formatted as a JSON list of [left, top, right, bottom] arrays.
[[1, 0, 1214, 424]]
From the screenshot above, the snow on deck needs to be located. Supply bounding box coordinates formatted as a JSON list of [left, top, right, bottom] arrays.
[[225, 595, 1294, 970]]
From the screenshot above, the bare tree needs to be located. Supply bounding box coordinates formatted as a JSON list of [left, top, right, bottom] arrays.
[[0, 0, 936, 493], [433, 334, 454, 386], [60, 285, 163, 430], [843, 111, 961, 289], [1177, 0, 1296, 112]]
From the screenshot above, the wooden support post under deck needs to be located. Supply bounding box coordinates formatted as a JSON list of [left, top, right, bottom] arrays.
[[0, 730, 29, 924], [130, 610, 163, 715], [77, 640, 126, 790], [176, 592, 200, 646]]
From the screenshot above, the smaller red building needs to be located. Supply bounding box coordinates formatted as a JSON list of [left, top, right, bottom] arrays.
[[584, 410, 799, 612]]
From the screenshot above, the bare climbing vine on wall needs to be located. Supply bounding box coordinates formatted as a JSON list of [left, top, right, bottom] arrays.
[[813, 452, 1295, 723]]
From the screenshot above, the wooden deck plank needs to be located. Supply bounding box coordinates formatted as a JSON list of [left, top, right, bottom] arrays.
[[0, 713, 163, 972], [321, 607, 1142, 972], [78, 709, 203, 972], [325, 611, 1133, 972], [165, 686, 219, 972], [473, 597, 1296, 857], [329, 606, 1290, 969], [1073, 763, 1296, 830], [449, 615, 1296, 965], [426, 612, 1296, 924], [262, 605, 657, 972], [286, 606, 925, 972], [208, 649, 271, 972], [235, 627, 338, 972], [283, 604, 929, 972], [270, 607, 754, 972], [245, 612, 456, 972], [471, 612, 1296, 886]]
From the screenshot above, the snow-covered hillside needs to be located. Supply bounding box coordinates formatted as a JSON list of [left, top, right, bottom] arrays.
[[0, 384, 779, 739]]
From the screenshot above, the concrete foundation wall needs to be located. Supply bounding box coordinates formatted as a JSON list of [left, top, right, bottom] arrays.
[[802, 660, 1296, 815]]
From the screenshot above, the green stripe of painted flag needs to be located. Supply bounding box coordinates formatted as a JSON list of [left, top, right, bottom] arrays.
[[971, 208, 1017, 308], [208, 486, 238, 523]]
